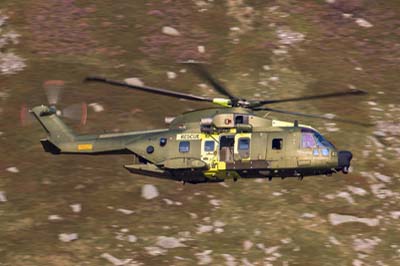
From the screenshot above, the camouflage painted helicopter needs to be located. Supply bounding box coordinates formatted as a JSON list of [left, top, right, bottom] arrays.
[[29, 63, 368, 184]]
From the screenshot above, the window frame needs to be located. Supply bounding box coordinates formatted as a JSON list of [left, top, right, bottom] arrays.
[[238, 138, 250, 151], [204, 140, 215, 152], [179, 141, 190, 153]]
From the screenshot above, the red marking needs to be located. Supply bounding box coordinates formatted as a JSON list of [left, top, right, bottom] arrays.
[[20, 104, 28, 126], [80, 102, 87, 126], [43, 80, 65, 87]]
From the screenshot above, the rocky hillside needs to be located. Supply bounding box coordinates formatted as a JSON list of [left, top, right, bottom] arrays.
[[0, 0, 399, 265]]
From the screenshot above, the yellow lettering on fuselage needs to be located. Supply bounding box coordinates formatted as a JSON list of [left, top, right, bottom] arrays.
[[176, 133, 201, 140]]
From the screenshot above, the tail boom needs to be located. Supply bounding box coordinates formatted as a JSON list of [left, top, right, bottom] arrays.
[[31, 105, 130, 155]]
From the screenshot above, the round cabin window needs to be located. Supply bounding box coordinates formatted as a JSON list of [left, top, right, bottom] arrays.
[[146, 145, 154, 154], [160, 138, 167, 147]]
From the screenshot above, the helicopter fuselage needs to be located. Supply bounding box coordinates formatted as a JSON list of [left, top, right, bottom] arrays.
[[32, 106, 352, 184]]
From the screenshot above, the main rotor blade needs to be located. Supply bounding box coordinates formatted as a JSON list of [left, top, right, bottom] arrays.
[[255, 107, 372, 127], [182, 62, 238, 100], [255, 89, 367, 106], [85, 76, 214, 103]]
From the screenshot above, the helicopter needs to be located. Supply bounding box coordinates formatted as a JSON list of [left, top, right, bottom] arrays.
[[28, 63, 369, 184]]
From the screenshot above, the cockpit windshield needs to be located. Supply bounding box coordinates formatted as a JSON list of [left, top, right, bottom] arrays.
[[301, 128, 335, 149]]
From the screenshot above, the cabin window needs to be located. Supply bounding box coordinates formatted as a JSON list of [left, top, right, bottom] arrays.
[[302, 133, 317, 149], [238, 138, 250, 150], [235, 115, 243, 124], [235, 114, 249, 125], [272, 138, 283, 150], [204, 140, 215, 152], [146, 145, 154, 154], [179, 141, 190, 153], [159, 137, 167, 147]]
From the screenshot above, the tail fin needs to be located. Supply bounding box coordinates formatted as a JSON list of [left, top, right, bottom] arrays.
[[31, 105, 134, 155], [31, 105, 75, 143]]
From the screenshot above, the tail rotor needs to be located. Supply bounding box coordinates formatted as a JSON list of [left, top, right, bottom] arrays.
[[20, 80, 88, 127]]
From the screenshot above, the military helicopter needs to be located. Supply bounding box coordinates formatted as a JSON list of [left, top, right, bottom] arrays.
[[28, 63, 368, 184]]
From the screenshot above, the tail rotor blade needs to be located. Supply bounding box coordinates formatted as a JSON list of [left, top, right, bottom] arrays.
[[20, 104, 35, 126], [44, 80, 65, 106], [62, 103, 87, 125]]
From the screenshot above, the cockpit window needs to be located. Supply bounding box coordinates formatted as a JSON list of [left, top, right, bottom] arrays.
[[301, 128, 335, 149], [302, 133, 317, 148], [314, 131, 335, 148]]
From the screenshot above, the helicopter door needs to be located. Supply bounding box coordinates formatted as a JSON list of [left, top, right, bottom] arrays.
[[219, 135, 235, 162], [267, 134, 286, 168], [201, 138, 218, 169]]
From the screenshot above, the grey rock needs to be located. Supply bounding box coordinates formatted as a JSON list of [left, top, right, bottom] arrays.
[[370, 184, 394, 199], [0, 52, 26, 75], [209, 199, 221, 206], [156, 236, 186, 249], [116, 208, 134, 215], [70, 203, 82, 213], [89, 103, 104, 112], [347, 186, 368, 196], [162, 26, 180, 36], [196, 250, 213, 265], [355, 18, 373, 28], [128, 235, 137, 243], [6, 166, 19, 173], [328, 213, 379, 226], [48, 215, 63, 221], [145, 246, 167, 256], [141, 184, 159, 200], [0, 191, 7, 202], [197, 224, 214, 234], [328, 236, 342, 246], [301, 213, 316, 218], [374, 172, 391, 183], [124, 77, 144, 86], [276, 28, 305, 45], [0, 14, 9, 27], [198, 45, 205, 53], [100, 253, 132, 266], [214, 228, 224, 234], [337, 191, 355, 204], [353, 237, 381, 254], [213, 220, 226, 227], [390, 211, 400, 219], [58, 233, 78, 242], [166, 71, 177, 79], [221, 254, 237, 266], [163, 198, 174, 205]]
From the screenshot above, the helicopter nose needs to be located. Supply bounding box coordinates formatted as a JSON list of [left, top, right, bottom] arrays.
[[338, 150, 353, 174]]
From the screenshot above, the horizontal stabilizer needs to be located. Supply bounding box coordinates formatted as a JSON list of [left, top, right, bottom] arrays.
[[40, 139, 61, 154]]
